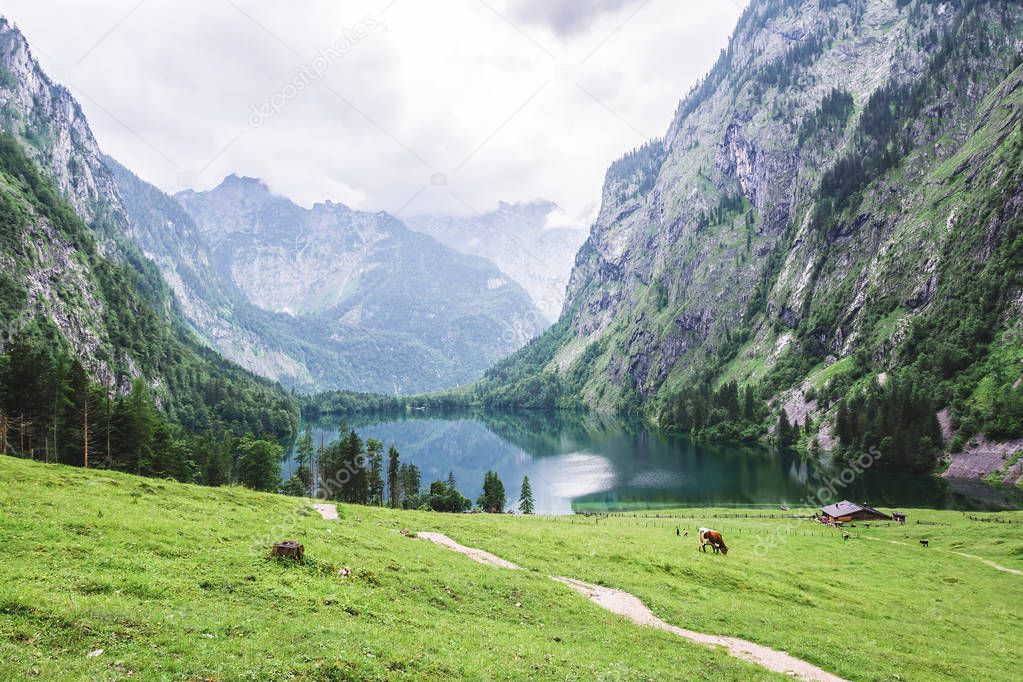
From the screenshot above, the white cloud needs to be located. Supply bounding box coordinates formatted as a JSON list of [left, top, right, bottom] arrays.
[[5, 0, 745, 222], [508, 0, 645, 38]]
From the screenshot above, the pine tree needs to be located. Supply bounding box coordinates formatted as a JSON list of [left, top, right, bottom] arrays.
[[64, 360, 96, 467], [237, 436, 282, 491], [777, 409, 793, 447], [478, 470, 506, 513], [345, 429, 368, 504], [295, 425, 314, 469], [204, 432, 233, 486], [387, 445, 401, 508], [518, 475, 534, 514], [743, 385, 756, 421], [366, 438, 385, 505], [398, 462, 421, 508], [121, 378, 158, 474]]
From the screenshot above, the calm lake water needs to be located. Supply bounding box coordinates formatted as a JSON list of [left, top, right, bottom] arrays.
[[286, 410, 1023, 514]]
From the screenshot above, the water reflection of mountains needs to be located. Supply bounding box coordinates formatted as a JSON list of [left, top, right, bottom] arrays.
[[304, 409, 1022, 513], [334, 408, 623, 460]]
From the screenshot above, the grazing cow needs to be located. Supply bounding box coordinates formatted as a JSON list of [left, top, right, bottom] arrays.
[[698, 527, 729, 555], [920, 539, 929, 547]]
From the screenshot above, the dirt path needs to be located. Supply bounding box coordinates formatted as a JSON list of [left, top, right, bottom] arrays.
[[946, 550, 1023, 576], [312, 504, 338, 520], [417, 531, 521, 569], [419, 532, 846, 682], [859, 535, 1022, 576]]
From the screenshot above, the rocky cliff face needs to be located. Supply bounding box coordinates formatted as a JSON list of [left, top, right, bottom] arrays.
[[103, 159, 323, 387], [506, 0, 1023, 458], [0, 17, 297, 437], [176, 176, 545, 393], [0, 17, 117, 224], [406, 201, 587, 322]]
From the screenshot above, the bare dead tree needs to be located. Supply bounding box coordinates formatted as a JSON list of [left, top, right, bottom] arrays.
[[83, 394, 89, 468], [105, 385, 113, 468], [16, 413, 32, 455]]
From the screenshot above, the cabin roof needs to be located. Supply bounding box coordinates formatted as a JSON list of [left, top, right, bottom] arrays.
[[820, 500, 891, 519]]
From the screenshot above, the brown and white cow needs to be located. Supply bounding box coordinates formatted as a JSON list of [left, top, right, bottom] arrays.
[[698, 527, 728, 555]]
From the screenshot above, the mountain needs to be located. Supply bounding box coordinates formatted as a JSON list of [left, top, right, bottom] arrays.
[[174, 177, 545, 393], [0, 15, 543, 396], [0, 17, 296, 446], [101, 157, 335, 389], [406, 201, 588, 322], [483, 0, 1023, 472]]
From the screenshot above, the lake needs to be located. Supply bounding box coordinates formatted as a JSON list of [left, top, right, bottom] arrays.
[[286, 410, 1023, 514]]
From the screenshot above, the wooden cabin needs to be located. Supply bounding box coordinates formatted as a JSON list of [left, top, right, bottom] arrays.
[[820, 500, 892, 524], [892, 511, 906, 524]]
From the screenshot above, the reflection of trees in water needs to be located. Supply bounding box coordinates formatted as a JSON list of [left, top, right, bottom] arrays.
[[297, 409, 1023, 512], [477, 409, 626, 458], [326, 408, 631, 460]]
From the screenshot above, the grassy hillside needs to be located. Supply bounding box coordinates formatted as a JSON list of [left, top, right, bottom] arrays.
[[431, 509, 1023, 682], [0, 456, 773, 681], [3, 455, 1022, 680]]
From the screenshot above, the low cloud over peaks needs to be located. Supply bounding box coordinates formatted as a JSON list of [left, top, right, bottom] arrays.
[[509, 0, 644, 37]]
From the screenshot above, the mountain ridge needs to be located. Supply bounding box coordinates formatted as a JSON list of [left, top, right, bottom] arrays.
[[480, 0, 1023, 475], [173, 172, 545, 393], [406, 199, 587, 321]]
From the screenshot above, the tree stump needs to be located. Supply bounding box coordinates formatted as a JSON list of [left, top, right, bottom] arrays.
[[271, 540, 304, 561]]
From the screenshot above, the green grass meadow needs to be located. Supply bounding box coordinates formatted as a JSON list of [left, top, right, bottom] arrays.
[[2, 455, 1021, 681]]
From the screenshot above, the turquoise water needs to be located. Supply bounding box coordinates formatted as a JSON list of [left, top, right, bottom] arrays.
[[287, 410, 1023, 514]]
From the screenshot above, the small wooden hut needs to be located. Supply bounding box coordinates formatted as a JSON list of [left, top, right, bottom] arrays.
[[820, 500, 892, 524]]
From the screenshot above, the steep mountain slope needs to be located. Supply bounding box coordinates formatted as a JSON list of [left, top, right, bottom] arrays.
[[0, 134, 297, 440], [406, 201, 588, 321], [486, 0, 1023, 470], [103, 157, 330, 388], [175, 177, 544, 393], [0, 18, 296, 441], [0, 14, 543, 396]]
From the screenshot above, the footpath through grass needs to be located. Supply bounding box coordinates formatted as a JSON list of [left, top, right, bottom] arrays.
[[0, 456, 777, 681], [2, 455, 1022, 680], [424, 508, 1023, 682]]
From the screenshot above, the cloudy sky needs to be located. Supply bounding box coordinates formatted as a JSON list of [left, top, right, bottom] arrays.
[[7, 0, 745, 225]]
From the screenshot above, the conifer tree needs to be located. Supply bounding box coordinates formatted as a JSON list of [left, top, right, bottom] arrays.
[[478, 470, 506, 513], [518, 475, 534, 514], [387, 445, 401, 508], [366, 438, 385, 505]]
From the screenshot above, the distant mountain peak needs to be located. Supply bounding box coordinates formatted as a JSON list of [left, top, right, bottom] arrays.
[[213, 173, 271, 194], [405, 198, 587, 321], [492, 198, 558, 215]]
